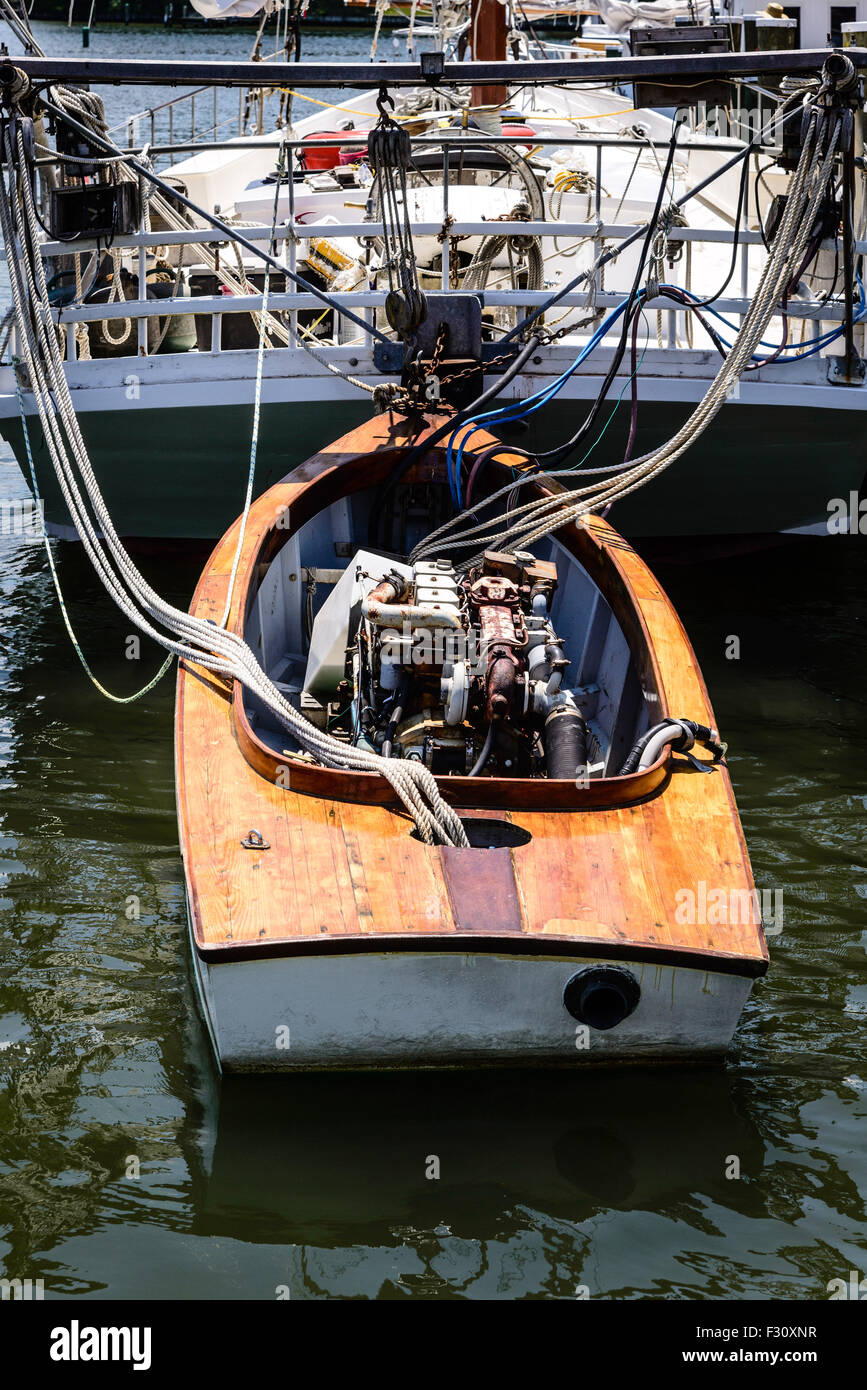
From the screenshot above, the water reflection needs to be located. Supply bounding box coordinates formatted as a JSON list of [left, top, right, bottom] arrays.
[[176, 1068, 762, 1296]]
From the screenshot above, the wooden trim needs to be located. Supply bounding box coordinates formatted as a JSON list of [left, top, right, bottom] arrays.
[[193, 931, 769, 979], [235, 737, 672, 810]]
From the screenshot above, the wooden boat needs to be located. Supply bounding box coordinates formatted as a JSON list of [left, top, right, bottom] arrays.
[[176, 412, 768, 1072]]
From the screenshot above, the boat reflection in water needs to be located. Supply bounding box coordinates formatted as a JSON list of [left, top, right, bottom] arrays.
[[186, 1067, 764, 1297]]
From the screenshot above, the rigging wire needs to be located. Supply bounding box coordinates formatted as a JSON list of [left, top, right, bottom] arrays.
[[444, 123, 684, 495], [410, 100, 844, 570], [498, 90, 810, 349]]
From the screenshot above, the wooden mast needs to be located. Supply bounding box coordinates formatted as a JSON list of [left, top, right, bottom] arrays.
[[470, 0, 508, 112]]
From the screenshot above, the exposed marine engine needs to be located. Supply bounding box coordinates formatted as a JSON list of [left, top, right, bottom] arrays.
[[302, 548, 592, 780]]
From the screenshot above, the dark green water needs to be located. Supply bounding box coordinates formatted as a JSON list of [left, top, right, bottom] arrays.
[[0, 22, 866, 1302], [1, 451, 864, 1298]]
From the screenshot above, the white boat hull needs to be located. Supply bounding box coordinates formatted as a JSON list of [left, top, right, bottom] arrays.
[[3, 347, 864, 538], [191, 935, 755, 1073]]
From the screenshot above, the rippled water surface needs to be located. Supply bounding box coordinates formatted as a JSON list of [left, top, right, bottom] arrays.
[[0, 21, 865, 1302]]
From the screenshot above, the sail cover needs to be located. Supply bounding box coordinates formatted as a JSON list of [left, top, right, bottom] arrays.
[[594, 0, 714, 32]]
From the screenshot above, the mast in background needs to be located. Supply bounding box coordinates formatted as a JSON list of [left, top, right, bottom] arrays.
[[470, 0, 508, 112]]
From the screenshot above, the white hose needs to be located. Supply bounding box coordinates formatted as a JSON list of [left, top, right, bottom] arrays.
[[363, 602, 463, 631], [637, 725, 685, 771]]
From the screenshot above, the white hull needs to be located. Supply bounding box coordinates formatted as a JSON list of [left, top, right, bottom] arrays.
[[191, 933, 755, 1073], [3, 336, 860, 415], [4, 343, 862, 538]]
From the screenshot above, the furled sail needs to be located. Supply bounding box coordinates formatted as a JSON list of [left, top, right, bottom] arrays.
[[594, 0, 713, 33]]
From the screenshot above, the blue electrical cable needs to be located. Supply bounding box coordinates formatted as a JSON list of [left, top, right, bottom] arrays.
[[666, 279, 867, 360], [447, 292, 643, 507], [446, 267, 866, 510], [447, 296, 639, 504]]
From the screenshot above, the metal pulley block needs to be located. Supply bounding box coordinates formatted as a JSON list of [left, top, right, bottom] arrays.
[[368, 121, 413, 176], [506, 207, 536, 254], [509, 233, 536, 254], [368, 86, 413, 174], [385, 286, 427, 337]]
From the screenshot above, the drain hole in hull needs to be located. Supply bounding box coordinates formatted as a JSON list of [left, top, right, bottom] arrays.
[[563, 966, 641, 1030]]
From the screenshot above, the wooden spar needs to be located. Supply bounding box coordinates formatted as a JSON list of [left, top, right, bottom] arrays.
[[470, 0, 508, 112], [3, 49, 859, 89]]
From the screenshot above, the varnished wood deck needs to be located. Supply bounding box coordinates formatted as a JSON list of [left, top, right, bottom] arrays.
[[175, 413, 768, 978]]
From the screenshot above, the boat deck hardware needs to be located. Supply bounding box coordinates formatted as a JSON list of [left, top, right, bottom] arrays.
[[241, 829, 270, 850]]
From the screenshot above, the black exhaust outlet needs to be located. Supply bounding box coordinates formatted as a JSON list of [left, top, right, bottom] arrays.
[[563, 966, 641, 1031]]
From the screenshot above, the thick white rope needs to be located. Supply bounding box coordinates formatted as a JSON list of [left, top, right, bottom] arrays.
[[98, 248, 132, 346], [3, 130, 468, 847]]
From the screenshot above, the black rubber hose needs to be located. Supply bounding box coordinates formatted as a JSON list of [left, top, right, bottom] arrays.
[[381, 668, 411, 759], [465, 438, 535, 506], [369, 331, 542, 547], [545, 706, 587, 780], [619, 718, 717, 775], [468, 722, 495, 777]]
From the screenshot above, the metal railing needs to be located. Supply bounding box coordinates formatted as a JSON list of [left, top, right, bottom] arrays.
[[124, 86, 223, 155], [15, 129, 863, 369]]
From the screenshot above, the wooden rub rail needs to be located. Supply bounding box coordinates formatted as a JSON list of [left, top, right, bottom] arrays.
[[3, 49, 866, 90]]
